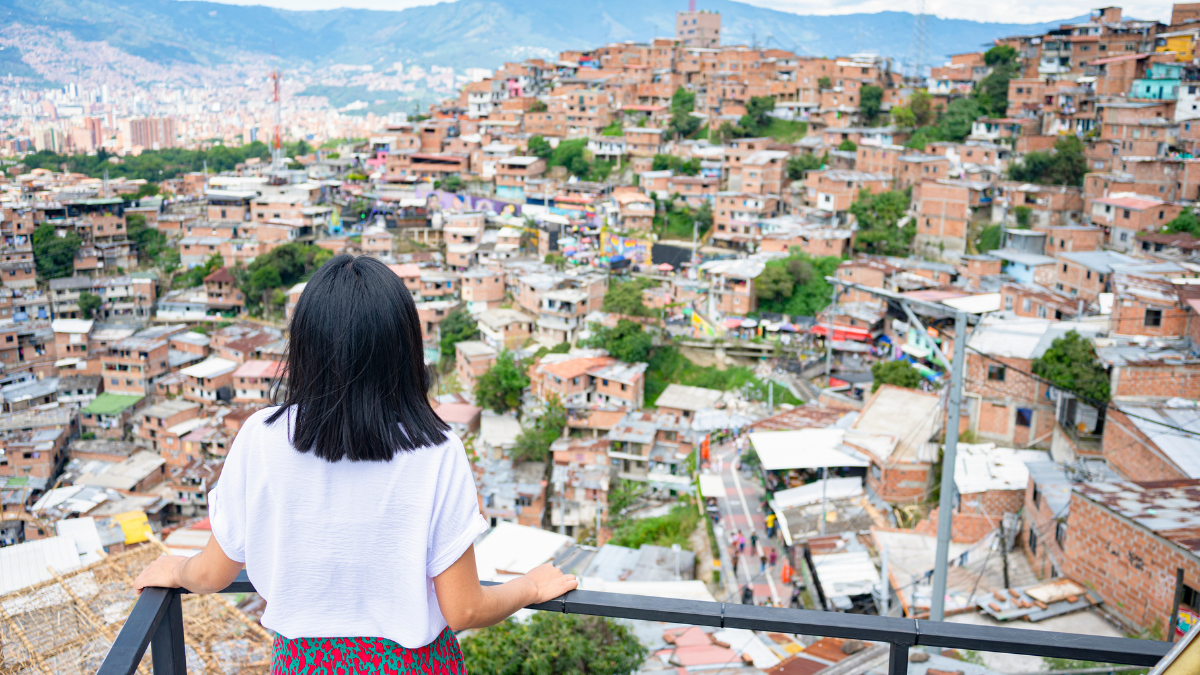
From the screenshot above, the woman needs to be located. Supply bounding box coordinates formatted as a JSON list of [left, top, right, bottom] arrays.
[[133, 255, 577, 674]]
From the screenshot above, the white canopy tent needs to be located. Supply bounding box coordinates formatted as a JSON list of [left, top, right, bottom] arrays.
[[749, 429, 869, 471], [698, 473, 726, 499]]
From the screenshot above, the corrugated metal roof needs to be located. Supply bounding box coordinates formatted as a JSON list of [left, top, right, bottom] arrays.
[[1076, 481, 1200, 553], [1118, 403, 1200, 478]]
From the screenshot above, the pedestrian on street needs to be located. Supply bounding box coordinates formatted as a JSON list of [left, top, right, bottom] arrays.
[[759, 554, 767, 575], [765, 513, 776, 538], [769, 548, 777, 568], [736, 436, 744, 455], [731, 551, 739, 577], [750, 532, 758, 550], [737, 532, 746, 554]]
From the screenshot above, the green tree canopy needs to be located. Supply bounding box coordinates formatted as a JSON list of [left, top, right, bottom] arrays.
[[754, 250, 841, 317], [871, 360, 923, 392], [474, 350, 530, 415], [1032, 330, 1111, 403], [439, 308, 478, 361], [20, 142, 272, 181], [1164, 210, 1200, 237], [973, 45, 1020, 117], [460, 612, 647, 675], [738, 96, 776, 136], [850, 189, 914, 256], [609, 503, 699, 549], [512, 395, 566, 462], [527, 135, 554, 160], [669, 87, 701, 139], [786, 153, 825, 180], [651, 154, 701, 175], [31, 224, 82, 280], [1007, 136, 1087, 187], [860, 85, 884, 123], [78, 291, 103, 319], [239, 243, 333, 313], [582, 319, 652, 363], [435, 174, 464, 192], [602, 278, 657, 317], [837, 139, 858, 152]]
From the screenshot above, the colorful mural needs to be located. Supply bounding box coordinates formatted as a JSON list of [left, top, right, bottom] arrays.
[[600, 232, 652, 265]]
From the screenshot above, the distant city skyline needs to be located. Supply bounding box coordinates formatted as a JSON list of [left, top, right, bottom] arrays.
[[186, 0, 1173, 26]]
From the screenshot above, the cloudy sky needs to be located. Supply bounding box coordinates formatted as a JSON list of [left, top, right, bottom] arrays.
[[193, 0, 1173, 24]]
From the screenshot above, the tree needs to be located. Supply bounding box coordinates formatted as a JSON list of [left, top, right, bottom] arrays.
[[974, 45, 1020, 118], [910, 90, 934, 127], [176, 254, 224, 290], [609, 503, 698, 549], [756, 265, 795, 303], [527, 134, 554, 160], [977, 224, 1003, 252], [31, 224, 82, 280], [512, 395, 566, 462], [439, 308, 478, 361], [582, 319, 652, 363], [1014, 206, 1033, 229], [474, 350, 530, 414], [460, 612, 647, 675], [837, 139, 858, 152], [871, 360, 923, 392], [1032, 330, 1110, 403], [739, 96, 775, 136], [860, 85, 883, 123], [1008, 136, 1087, 187], [1164, 210, 1200, 236], [529, 99, 548, 113], [602, 278, 656, 317], [850, 189, 913, 256], [240, 243, 333, 312], [607, 479, 646, 521], [754, 250, 841, 317], [669, 87, 701, 139], [434, 174, 464, 192], [549, 138, 591, 177], [787, 153, 825, 180], [891, 105, 916, 128], [78, 291, 102, 319], [817, 76, 832, 90]]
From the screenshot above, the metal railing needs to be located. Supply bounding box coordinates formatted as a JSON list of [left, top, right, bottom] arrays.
[[96, 571, 1171, 675]]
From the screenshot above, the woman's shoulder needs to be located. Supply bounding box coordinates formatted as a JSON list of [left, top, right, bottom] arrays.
[[237, 406, 290, 440]]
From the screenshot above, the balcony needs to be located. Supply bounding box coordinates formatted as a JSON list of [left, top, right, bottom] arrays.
[[98, 572, 1170, 675]]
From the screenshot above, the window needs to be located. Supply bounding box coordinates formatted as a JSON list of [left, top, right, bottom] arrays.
[[1146, 308, 1163, 327], [1016, 407, 1033, 427], [987, 365, 1006, 381], [1022, 298, 1032, 312], [1055, 520, 1068, 547], [1062, 264, 1068, 272], [1029, 528, 1039, 553], [1005, 295, 1013, 311]]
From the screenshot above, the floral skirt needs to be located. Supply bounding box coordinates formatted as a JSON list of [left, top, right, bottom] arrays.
[[271, 627, 467, 675]]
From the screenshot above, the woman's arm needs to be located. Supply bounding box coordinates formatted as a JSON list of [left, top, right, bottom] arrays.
[[133, 533, 245, 594], [433, 544, 577, 631]]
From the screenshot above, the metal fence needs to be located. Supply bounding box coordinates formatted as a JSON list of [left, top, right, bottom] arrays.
[[96, 572, 1171, 675]]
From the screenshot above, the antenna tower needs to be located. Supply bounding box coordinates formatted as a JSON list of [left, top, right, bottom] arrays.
[[910, 0, 928, 80], [270, 68, 283, 168]]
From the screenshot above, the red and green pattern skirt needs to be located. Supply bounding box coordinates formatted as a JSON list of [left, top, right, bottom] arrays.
[[271, 627, 467, 675]]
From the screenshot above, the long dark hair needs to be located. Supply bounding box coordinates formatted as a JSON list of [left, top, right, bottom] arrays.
[[267, 254, 448, 461]]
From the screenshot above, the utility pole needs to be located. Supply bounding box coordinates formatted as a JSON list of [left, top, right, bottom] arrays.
[[930, 309, 968, 622], [824, 281, 837, 382], [998, 518, 1010, 589]]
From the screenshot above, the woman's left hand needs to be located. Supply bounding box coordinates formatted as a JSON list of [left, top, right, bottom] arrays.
[[133, 555, 187, 591]]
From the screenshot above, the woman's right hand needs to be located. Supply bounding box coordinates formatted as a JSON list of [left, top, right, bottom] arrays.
[[522, 563, 578, 603]]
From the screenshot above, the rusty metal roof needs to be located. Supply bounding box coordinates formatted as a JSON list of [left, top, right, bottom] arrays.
[[1076, 481, 1200, 553]]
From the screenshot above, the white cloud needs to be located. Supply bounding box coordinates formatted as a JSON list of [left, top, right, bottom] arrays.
[[187, 0, 1174, 24]]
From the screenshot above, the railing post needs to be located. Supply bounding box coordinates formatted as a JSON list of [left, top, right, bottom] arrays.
[[150, 590, 186, 675], [887, 642, 910, 675]]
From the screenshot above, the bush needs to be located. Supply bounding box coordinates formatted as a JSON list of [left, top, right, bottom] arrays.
[[474, 350, 530, 414], [871, 360, 924, 392], [608, 503, 699, 549], [461, 612, 647, 675], [581, 319, 652, 363]]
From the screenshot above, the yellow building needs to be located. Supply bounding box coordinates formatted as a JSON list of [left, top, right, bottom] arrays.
[[1156, 30, 1199, 61]]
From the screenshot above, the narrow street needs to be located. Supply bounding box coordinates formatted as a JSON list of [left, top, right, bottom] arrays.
[[706, 441, 788, 607]]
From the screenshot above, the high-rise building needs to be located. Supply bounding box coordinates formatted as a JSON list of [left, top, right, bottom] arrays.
[[128, 117, 178, 150], [675, 10, 720, 48]]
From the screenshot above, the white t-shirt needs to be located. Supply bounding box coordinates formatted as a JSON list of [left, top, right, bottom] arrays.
[[209, 407, 489, 648]]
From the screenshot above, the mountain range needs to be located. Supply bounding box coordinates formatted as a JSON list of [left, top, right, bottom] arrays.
[[1, 0, 1088, 76]]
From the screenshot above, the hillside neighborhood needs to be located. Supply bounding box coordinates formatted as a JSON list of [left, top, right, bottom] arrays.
[[7, 3, 1200, 674]]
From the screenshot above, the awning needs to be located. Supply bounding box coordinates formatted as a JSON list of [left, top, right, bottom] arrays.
[[901, 342, 931, 359], [772, 477, 863, 510], [741, 319, 759, 328], [810, 324, 872, 342], [723, 318, 743, 329], [750, 429, 870, 471]]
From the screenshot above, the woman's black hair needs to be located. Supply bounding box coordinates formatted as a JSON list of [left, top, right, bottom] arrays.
[[266, 254, 449, 461]]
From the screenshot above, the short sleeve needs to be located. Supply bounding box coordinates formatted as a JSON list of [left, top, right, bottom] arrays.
[[426, 435, 490, 578], [208, 418, 252, 563]]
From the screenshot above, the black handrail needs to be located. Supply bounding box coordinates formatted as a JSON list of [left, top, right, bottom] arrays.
[[96, 571, 1172, 675]]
